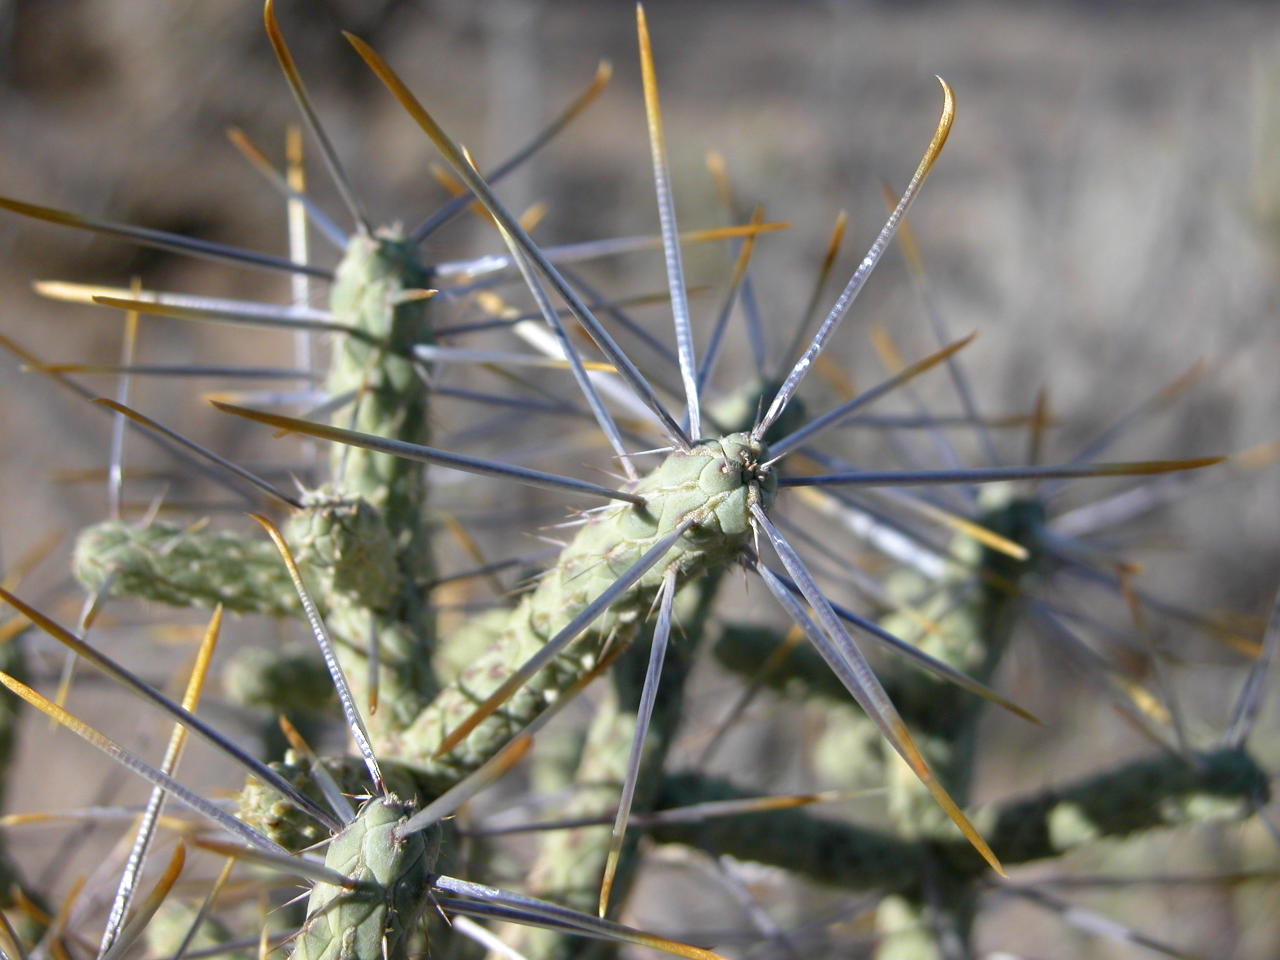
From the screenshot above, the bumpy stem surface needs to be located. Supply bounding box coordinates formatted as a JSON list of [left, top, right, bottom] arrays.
[[397, 434, 773, 790]]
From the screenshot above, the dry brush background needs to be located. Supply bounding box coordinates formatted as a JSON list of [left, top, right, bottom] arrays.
[[1, 1, 1279, 957]]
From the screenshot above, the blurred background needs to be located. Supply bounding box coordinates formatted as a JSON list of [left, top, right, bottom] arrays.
[[1, 1, 1279, 957]]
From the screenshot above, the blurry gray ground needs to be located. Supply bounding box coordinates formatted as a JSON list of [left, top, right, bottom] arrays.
[[1, 1, 1279, 957]]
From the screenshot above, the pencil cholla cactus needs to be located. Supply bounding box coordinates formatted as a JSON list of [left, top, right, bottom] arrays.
[[0, 4, 1273, 960]]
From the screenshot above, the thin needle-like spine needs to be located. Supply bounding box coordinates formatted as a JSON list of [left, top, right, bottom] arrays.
[[776, 457, 1224, 488], [400, 736, 532, 836], [106, 291, 140, 521], [1030, 606, 1179, 750], [705, 151, 767, 377], [0, 669, 287, 854], [411, 60, 613, 242], [865, 322, 975, 509], [533, 266, 681, 368], [769, 333, 977, 457], [92, 400, 303, 509], [755, 78, 955, 440], [1052, 439, 1280, 537], [1026, 387, 1051, 470], [0, 909, 26, 960], [224, 125, 347, 250], [97, 843, 186, 960], [190, 839, 356, 890], [1052, 554, 1256, 656], [695, 207, 764, 395], [0, 196, 329, 279], [424, 547, 560, 591], [0, 588, 339, 835], [888, 193, 1001, 468], [412, 642, 630, 827], [787, 483, 947, 581], [277, 715, 356, 825], [412, 344, 613, 374], [284, 124, 324, 480], [169, 858, 236, 960], [432, 222, 785, 282], [1225, 584, 1280, 749], [213, 401, 646, 505], [263, 0, 373, 235], [365, 612, 380, 717], [451, 917, 530, 960], [433, 517, 695, 758], [637, 5, 700, 440], [97, 607, 222, 958], [599, 566, 676, 917], [430, 385, 581, 418], [490, 215, 637, 478], [748, 508, 1003, 874], [776, 210, 848, 380], [467, 785, 863, 836], [432, 897, 719, 959], [998, 883, 1203, 960], [344, 31, 693, 450], [91, 295, 355, 337], [52, 557, 122, 718], [31, 363, 316, 380], [800, 468, 1028, 561], [38, 873, 84, 960], [765, 564, 1038, 722], [0, 332, 245, 501], [509, 317, 667, 428], [433, 288, 681, 340], [34, 280, 334, 323], [249, 514, 385, 794], [1115, 569, 1192, 755], [432, 876, 724, 960], [695, 626, 805, 768], [1038, 361, 1208, 498]]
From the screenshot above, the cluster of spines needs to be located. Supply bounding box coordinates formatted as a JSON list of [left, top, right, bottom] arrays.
[[0, 2, 1273, 959]]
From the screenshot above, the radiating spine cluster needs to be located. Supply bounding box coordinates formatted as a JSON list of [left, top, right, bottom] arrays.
[[0, 3, 1273, 960]]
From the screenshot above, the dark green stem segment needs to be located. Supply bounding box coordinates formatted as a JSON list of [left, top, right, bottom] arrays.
[[978, 745, 1270, 867], [648, 746, 1269, 893], [650, 771, 921, 892]]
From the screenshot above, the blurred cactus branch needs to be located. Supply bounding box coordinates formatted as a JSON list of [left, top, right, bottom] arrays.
[[648, 744, 1268, 892]]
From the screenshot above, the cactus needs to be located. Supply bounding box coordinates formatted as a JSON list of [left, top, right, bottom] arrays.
[[0, 4, 1276, 960], [287, 795, 441, 960]]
